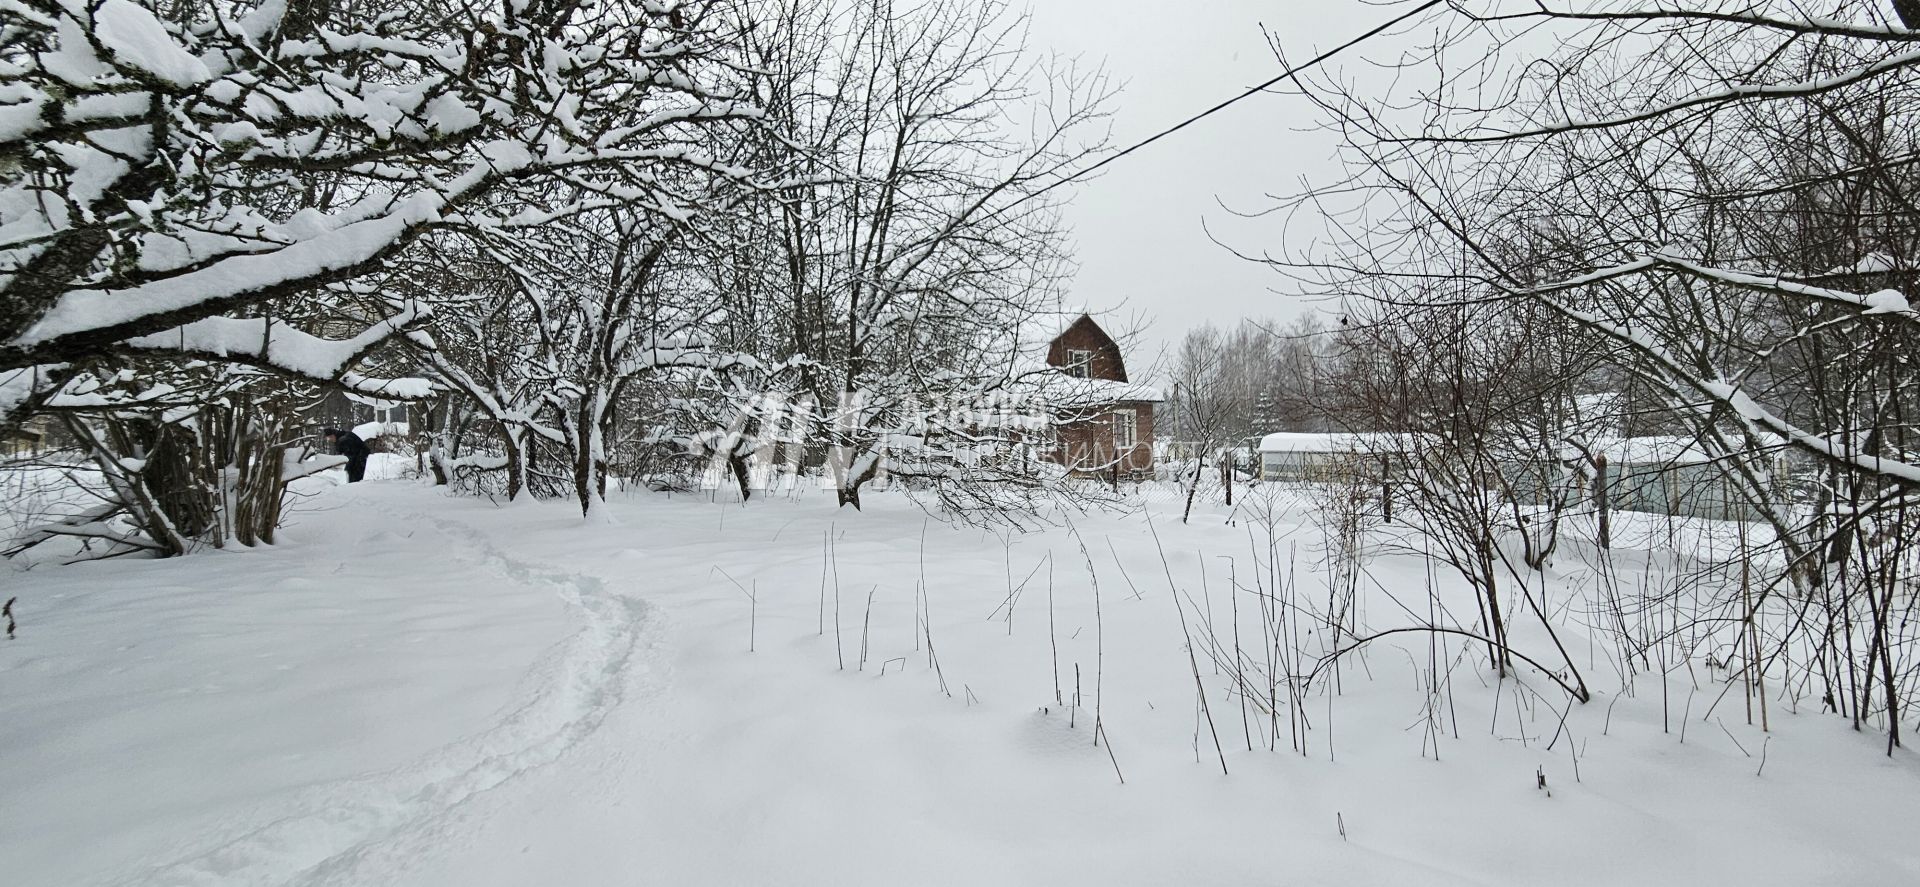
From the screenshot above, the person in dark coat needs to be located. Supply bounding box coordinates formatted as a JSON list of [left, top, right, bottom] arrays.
[[323, 428, 371, 483]]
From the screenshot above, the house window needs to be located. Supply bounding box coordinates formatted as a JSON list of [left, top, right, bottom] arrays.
[[1067, 349, 1092, 378], [1113, 409, 1137, 450]]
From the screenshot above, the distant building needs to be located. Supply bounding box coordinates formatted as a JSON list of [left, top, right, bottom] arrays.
[[307, 390, 411, 433], [2, 414, 52, 457], [1256, 432, 1418, 482], [1042, 314, 1160, 480], [1253, 424, 1792, 522], [1587, 435, 1791, 521]]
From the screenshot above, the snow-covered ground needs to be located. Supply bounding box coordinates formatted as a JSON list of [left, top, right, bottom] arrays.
[[4, 468, 1919, 886]]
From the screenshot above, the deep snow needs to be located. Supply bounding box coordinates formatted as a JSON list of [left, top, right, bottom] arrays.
[[4, 470, 1919, 886]]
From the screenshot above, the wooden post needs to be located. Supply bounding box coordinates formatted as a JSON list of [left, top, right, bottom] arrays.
[[1380, 453, 1393, 523], [1221, 448, 1234, 507], [1594, 453, 1611, 550]]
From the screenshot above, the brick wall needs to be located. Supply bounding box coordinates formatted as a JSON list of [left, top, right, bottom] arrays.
[[1056, 401, 1155, 477], [1046, 316, 1128, 382]]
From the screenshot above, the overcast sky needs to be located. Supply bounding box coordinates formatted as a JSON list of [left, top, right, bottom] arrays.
[[1024, 0, 1371, 359]]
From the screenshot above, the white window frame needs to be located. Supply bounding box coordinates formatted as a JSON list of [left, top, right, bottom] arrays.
[[1112, 408, 1137, 450], [1067, 349, 1093, 378]]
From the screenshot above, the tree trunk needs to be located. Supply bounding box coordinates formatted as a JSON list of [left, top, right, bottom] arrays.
[[503, 429, 528, 502], [1480, 554, 1512, 677], [1593, 454, 1611, 550], [573, 406, 604, 518], [1221, 451, 1234, 507], [729, 451, 753, 501], [429, 444, 450, 486], [1182, 441, 1208, 523], [1378, 454, 1391, 523]]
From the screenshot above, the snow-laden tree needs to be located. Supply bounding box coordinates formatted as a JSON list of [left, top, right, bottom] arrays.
[[391, 0, 1124, 520], [1272, 0, 1920, 512], [2, 0, 762, 549], [1, 0, 759, 426], [723, 0, 1116, 510], [415, 199, 768, 517], [1267, 0, 1920, 747]]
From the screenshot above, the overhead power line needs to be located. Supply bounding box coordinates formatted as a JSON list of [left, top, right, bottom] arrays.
[[1029, 0, 1446, 203]]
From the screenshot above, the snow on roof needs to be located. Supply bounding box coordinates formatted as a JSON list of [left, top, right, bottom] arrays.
[[1594, 436, 1712, 465], [346, 392, 407, 410], [1028, 372, 1161, 406], [1591, 435, 1789, 465], [1594, 435, 1755, 465], [1571, 392, 1624, 424], [1257, 432, 1421, 453], [1250, 431, 1791, 464], [352, 421, 410, 441]]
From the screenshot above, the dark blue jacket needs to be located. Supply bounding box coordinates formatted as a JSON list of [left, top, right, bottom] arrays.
[[326, 428, 371, 460]]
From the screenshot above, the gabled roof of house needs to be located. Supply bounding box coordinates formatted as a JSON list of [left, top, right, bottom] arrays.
[[1007, 310, 1150, 401], [1019, 310, 1111, 355], [1039, 312, 1131, 381], [1050, 313, 1115, 347], [1029, 307, 1099, 343]]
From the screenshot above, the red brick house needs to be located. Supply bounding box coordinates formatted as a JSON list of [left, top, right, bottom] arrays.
[[1042, 314, 1158, 479]]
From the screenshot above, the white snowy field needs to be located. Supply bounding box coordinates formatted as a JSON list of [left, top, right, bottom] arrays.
[[4, 469, 1919, 887]]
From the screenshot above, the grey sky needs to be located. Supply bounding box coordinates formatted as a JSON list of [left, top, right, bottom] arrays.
[[1025, 1, 1364, 358]]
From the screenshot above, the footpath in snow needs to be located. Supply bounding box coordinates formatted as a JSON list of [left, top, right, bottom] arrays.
[[4, 477, 1919, 886]]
